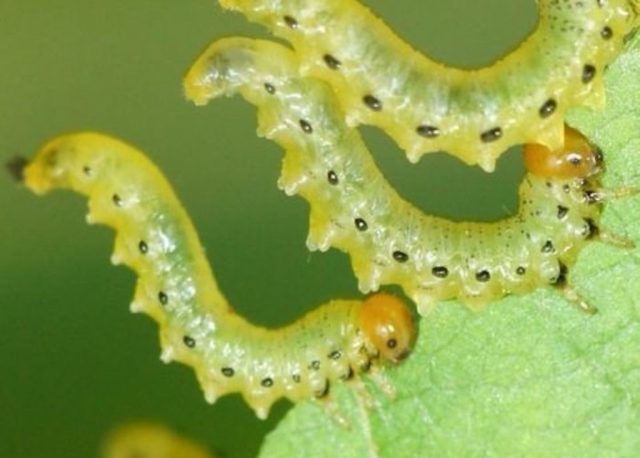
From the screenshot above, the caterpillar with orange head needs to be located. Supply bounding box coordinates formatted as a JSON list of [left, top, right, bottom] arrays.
[[13, 132, 414, 419], [184, 37, 635, 316], [216, 0, 640, 171]]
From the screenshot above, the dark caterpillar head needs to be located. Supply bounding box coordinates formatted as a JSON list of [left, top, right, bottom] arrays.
[[524, 125, 603, 179], [359, 293, 415, 363]]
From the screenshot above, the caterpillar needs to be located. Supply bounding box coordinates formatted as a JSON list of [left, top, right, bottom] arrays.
[[102, 422, 215, 458], [16, 132, 415, 419], [216, 0, 640, 172], [184, 37, 634, 316]]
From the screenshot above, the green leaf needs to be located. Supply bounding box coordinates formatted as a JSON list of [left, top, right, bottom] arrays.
[[260, 34, 640, 458]]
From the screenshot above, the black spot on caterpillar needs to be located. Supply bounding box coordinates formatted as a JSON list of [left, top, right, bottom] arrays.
[[20, 132, 415, 419], [216, 0, 640, 171], [185, 37, 635, 316]]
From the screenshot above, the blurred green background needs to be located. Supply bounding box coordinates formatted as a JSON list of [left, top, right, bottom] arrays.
[[0, 1, 534, 456]]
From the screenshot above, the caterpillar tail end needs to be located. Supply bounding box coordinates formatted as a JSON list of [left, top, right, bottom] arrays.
[[184, 38, 253, 106], [17, 137, 74, 195], [217, 0, 242, 11], [183, 51, 228, 106], [183, 67, 220, 107], [22, 160, 53, 195], [5, 156, 29, 183]]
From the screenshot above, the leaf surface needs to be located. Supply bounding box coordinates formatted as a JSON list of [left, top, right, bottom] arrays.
[[260, 33, 640, 458]]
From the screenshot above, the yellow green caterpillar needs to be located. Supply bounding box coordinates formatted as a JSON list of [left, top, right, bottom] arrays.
[[217, 0, 639, 171], [185, 37, 634, 315], [17, 132, 414, 419]]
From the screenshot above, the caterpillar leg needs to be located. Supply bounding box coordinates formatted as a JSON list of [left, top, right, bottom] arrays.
[[349, 375, 377, 411], [588, 187, 637, 249], [348, 368, 397, 416], [559, 284, 599, 315], [586, 186, 638, 203], [313, 370, 394, 430], [596, 230, 635, 249], [368, 367, 397, 400], [317, 396, 351, 429]]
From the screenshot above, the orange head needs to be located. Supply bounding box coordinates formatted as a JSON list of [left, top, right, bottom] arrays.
[[359, 293, 415, 363], [524, 125, 602, 179]]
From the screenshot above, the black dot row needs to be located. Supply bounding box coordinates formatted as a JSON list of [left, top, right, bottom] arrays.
[[110, 187, 359, 396], [217, 350, 352, 397], [278, 14, 610, 146], [255, 85, 569, 284], [106, 188, 205, 360]]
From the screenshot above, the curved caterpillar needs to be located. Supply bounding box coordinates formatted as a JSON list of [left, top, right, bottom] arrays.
[[184, 37, 634, 316], [18, 132, 415, 419], [102, 422, 215, 458], [217, 0, 640, 172]]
